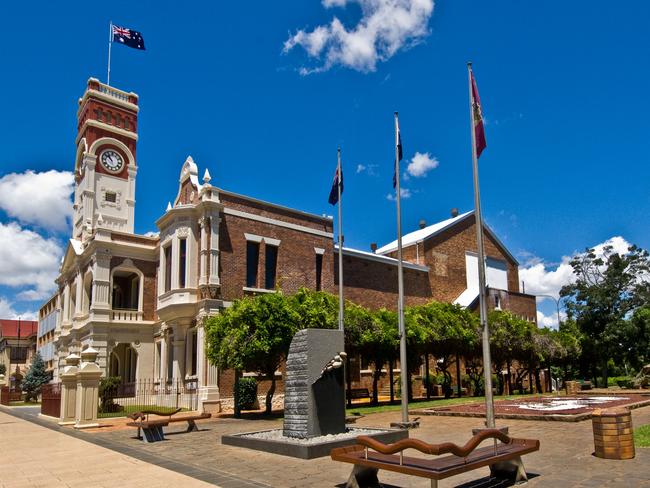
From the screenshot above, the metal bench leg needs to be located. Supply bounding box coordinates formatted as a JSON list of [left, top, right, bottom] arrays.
[[346, 465, 380, 488], [514, 457, 528, 484], [490, 457, 528, 484], [431, 479, 438, 488], [187, 419, 198, 432]]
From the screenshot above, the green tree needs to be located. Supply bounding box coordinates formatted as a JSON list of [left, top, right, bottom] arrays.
[[22, 352, 50, 402], [560, 244, 650, 387], [359, 308, 398, 404], [489, 310, 534, 394], [204, 292, 301, 414]]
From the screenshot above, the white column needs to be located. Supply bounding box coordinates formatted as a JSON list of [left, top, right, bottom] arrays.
[[171, 236, 179, 290], [62, 284, 71, 327], [74, 271, 83, 317], [171, 324, 186, 380], [159, 329, 168, 381], [196, 321, 220, 413], [185, 329, 194, 377], [209, 214, 220, 285], [199, 217, 209, 286]]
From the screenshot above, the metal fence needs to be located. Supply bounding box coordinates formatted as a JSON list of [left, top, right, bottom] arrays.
[[41, 383, 61, 418], [0, 386, 22, 405], [98, 378, 198, 418]]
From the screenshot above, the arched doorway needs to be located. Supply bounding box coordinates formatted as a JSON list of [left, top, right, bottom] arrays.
[[108, 343, 138, 382]]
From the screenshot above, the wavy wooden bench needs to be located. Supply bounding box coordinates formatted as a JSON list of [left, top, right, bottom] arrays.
[[126, 410, 211, 443], [331, 429, 540, 488]]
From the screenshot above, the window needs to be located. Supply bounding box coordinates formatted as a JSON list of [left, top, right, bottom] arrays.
[[191, 329, 198, 376], [10, 347, 28, 364], [265, 245, 278, 289], [105, 191, 117, 203], [246, 241, 260, 288], [179, 239, 187, 289], [315, 254, 323, 291], [164, 245, 172, 292]]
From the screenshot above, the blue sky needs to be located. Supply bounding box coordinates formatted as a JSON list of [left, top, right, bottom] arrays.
[[1, 1, 649, 324]]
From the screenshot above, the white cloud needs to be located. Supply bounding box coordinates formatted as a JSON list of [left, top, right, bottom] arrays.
[[0, 222, 63, 300], [0, 298, 37, 320], [144, 231, 160, 238], [406, 152, 439, 178], [387, 188, 412, 201], [519, 236, 633, 301], [356, 163, 378, 175], [0, 170, 74, 232], [536, 309, 566, 330], [284, 0, 435, 74]]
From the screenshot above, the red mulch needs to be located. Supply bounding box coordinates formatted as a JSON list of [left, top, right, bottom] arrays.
[[428, 394, 650, 417]]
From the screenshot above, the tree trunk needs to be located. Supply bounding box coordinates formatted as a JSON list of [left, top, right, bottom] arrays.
[[234, 370, 241, 418], [346, 355, 352, 408], [407, 371, 413, 402], [425, 354, 430, 400], [535, 369, 542, 394], [506, 362, 512, 395], [456, 354, 462, 398], [372, 367, 380, 405], [528, 369, 534, 394], [389, 359, 395, 403], [265, 375, 276, 415], [602, 359, 609, 389]]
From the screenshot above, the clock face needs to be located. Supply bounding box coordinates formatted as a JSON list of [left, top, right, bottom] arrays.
[[100, 149, 124, 173]]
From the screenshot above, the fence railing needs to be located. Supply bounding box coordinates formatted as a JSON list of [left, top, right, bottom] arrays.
[[41, 383, 61, 418], [0, 386, 22, 405], [99, 378, 198, 418]]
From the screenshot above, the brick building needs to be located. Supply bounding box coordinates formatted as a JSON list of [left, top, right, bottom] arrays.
[[0, 320, 38, 388], [39, 78, 537, 410]]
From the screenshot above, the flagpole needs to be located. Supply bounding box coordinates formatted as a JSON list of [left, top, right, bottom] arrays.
[[468, 62, 495, 428], [337, 147, 344, 332], [394, 112, 409, 424], [107, 21, 113, 85]]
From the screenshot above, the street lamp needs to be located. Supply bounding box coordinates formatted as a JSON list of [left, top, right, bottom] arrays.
[[536, 295, 561, 328]]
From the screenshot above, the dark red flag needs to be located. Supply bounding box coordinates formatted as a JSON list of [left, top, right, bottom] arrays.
[[470, 70, 487, 158]]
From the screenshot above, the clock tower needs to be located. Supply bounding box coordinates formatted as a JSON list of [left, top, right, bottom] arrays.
[[72, 78, 139, 241]]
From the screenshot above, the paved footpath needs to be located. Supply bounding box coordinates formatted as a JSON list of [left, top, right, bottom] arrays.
[[3, 404, 650, 487], [0, 409, 215, 488]]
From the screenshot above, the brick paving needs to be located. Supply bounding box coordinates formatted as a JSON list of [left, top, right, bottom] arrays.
[[2, 405, 650, 487]]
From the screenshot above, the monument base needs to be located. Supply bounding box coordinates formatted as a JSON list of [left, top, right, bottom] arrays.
[[222, 427, 408, 459]]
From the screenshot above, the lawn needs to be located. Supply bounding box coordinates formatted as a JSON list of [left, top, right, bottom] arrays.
[[346, 393, 551, 416], [634, 424, 650, 448], [6, 401, 40, 407]]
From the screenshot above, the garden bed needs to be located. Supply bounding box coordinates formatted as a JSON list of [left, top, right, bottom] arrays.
[[412, 394, 650, 421]]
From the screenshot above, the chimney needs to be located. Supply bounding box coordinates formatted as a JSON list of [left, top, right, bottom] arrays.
[[418, 219, 427, 230], [370, 243, 378, 253], [450, 208, 459, 218]]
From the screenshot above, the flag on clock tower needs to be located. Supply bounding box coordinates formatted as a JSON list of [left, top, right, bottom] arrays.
[[112, 25, 146, 50]]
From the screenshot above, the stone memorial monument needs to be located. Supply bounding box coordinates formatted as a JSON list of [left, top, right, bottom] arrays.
[[283, 328, 346, 438]]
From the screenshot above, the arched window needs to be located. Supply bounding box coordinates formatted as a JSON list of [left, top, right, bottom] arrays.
[[110, 262, 143, 312]]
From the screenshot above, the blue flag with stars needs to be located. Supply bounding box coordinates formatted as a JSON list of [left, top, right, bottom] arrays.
[[112, 25, 146, 50]]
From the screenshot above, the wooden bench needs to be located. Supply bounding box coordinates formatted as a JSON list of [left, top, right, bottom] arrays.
[[349, 388, 371, 401], [126, 410, 212, 443], [331, 429, 540, 488]]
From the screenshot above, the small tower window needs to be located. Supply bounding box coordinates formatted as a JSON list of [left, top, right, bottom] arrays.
[[105, 191, 117, 203]]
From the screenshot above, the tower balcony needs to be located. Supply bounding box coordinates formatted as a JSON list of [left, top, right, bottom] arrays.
[[85, 78, 139, 105]]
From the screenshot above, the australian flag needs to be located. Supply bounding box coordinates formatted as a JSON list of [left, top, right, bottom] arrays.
[[392, 126, 403, 189], [112, 25, 146, 50], [328, 166, 343, 205]]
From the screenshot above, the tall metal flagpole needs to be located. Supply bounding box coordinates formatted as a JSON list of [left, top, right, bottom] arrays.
[[107, 22, 113, 85], [394, 112, 409, 424], [337, 147, 344, 332], [467, 62, 495, 428]]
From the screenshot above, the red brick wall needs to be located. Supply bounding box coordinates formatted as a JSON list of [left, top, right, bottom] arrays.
[[218, 194, 334, 301], [334, 253, 432, 310]]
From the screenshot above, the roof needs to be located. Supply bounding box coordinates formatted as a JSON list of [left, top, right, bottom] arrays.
[[454, 289, 479, 308], [375, 211, 473, 255], [0, 320, 38, 339], [375, 210, 518, 265], [336, 245, 429, 272]]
